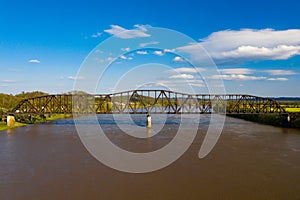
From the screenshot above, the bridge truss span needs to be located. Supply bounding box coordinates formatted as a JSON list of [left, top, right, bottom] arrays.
[[11, 90, 286, 115]]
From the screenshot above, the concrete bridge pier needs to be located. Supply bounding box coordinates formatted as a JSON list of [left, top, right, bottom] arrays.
[[282, 113, 291, 128], [147, 114, 151, 128], [7, 115, 15, 127]]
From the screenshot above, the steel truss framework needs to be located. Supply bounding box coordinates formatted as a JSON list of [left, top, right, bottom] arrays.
[[11, 90, 286, 115]]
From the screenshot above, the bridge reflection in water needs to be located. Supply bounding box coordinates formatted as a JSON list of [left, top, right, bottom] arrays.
[[11, 90, 286, 115]]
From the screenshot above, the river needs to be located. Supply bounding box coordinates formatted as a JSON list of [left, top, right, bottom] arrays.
[[0, 115, 300, 199]]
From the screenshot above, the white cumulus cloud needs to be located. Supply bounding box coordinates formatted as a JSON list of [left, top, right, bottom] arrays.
[[121, 47, 130, 52], [104, 24, 150, 39], [153, 51, 164, 56], [28, 59, 40, 63], [214, 45, 300, 61], [136, 50, 148, 55], [212, 74, 266, 81], [91, 32, 102, 38], [68, 76, 85, 80], [164, 49, 175, 53], [170, 67, 205, 74], [173, 56, 185, 62], [263, 69, 296, 75], [219, 68, 254, 75], [169, 74, 194, 79], [178, 28, 300, 64], [267, 77, 288, 81], [119, 55, 133, 60], [120, 55, 127, 60]]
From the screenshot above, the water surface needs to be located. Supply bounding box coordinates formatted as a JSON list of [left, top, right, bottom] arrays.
[[0, 115, 300, 199]]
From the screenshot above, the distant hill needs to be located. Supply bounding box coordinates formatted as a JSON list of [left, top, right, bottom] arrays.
[[273, 97, 300, 102], [15, 91, 49, 99]]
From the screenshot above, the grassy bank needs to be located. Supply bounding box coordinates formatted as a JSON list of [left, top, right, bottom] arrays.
[[15, 114, 73, 124], [46, 114, 73, 121], [0, 121, 27, 131], [227, 114, 300, 129], [291, 117, 300, 128], [228, 114, 283, 126], [0, 114, 73, 131]]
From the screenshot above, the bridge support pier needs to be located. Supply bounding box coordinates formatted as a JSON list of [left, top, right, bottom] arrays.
[[147, 114, 152, 128], [7, 115, 15, 127], [282, 113, 291, 128]]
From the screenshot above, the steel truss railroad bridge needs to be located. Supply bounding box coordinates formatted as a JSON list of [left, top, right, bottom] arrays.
[[11, 90, 286, 115]]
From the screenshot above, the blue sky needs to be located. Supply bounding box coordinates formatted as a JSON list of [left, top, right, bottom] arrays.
[[0, 0, 299, 96]]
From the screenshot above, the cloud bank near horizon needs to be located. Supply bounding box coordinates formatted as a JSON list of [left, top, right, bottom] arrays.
[[176, 28, 300, 65]]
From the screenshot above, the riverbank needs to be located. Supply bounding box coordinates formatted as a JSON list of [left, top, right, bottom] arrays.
[[0, 121, 27, 131], [227, 113, 300, 129], [41, 114, 73, 122], [0, 114, 73, 131]]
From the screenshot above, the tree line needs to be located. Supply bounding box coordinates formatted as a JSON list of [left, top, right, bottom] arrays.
[[0, 91, 48, 113]]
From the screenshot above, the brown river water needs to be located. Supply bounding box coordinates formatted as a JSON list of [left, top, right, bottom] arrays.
[[0, 115, 300, 200]]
